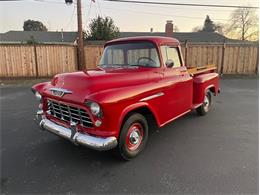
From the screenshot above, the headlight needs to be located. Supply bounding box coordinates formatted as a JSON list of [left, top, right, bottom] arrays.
[[32, 88, 42, 102], [35, 91, 42, 101], [86, 101, 102, 117]]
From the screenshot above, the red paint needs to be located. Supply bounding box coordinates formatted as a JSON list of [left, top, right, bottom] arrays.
[[32, 36, 220, 139]]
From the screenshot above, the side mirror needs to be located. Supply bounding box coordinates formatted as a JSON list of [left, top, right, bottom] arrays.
[[165, 59, 174, 68]]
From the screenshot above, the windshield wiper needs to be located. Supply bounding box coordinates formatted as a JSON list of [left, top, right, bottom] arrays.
[[98, 64, 123, 68], [98, 64, 147, 68]]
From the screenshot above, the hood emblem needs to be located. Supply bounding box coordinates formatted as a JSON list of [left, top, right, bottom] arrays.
[[50, 88, 72, 97]]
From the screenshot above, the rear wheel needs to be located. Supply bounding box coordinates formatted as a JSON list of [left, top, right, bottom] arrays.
[[116, 113, 148, 160], [196, 91, 212, 116]]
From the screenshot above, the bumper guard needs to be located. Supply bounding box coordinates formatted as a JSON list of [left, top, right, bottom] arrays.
[[35, 112, 117, 151]]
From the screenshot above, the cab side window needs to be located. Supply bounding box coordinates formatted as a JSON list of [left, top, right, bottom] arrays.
[[161, 46, 181, 68]]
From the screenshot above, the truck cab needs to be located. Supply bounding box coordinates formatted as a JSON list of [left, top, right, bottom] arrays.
[[32, 36, 220, 160]]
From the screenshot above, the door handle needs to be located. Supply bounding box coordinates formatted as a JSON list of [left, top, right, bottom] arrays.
[[154, 71, 164, 76], [180, 70, 187, 76]]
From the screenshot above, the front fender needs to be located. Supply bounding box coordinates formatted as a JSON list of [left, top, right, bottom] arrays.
[[32, 82, 50, 94], [118, 102, 160, 131]]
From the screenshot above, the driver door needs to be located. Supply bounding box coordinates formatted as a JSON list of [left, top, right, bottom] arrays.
[[160, 45, 193, 122]]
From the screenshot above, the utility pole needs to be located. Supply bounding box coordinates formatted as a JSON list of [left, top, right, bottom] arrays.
[[65, 0, 85, 70], [76, 0, 85, 70]]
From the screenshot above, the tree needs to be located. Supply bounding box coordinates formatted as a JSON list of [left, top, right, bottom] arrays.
[[202, 15, 215, 32], [23, 19, 48, 31], [85, 16, 120, 40], [225, 8, 258, 41], [173, 25, 180, 32], [26, 36, 38, 44], [192, 15, 224, 34]]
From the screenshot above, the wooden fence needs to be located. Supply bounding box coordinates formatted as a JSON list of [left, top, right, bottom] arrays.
[[0, 42, 258, 77], [0, 44, 77, 77]]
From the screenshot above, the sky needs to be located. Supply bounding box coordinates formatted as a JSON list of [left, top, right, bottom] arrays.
[[0, 0, 259, 33]]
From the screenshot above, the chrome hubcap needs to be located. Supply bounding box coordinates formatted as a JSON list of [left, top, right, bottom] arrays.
[[129, 129, 140, 145], [204, 96, 209, 107], [204, 95, 210, 112], [126, 123, 144, 151]]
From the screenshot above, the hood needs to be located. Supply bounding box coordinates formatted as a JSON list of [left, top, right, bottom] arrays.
[[43, 67, 152, 103]]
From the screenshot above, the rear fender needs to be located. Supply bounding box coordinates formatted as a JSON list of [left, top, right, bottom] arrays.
[[193, 73, 219, 104]]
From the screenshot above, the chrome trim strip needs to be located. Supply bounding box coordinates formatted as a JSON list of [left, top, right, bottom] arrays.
[[49, 88, 72, 97], [38, 118, 117, 151], [160, 109, 191, 127], [140, 92, 164, 102]]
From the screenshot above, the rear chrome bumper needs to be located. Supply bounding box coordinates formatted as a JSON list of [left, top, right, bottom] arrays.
[[35, 113, 117, 151]]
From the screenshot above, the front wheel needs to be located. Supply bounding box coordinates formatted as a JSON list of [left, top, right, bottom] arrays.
[[116, 113, 148, 160], [196, 91, 212, 116]]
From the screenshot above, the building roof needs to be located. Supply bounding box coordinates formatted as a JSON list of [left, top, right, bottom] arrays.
[[0, 30, 254, 44], [119, 32, 230, 42], [0, 31, 77, 43]]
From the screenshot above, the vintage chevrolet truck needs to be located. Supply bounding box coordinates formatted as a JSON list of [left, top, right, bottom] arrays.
[[32, 36, 220, 160]]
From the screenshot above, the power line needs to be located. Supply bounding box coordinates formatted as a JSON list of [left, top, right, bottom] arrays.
[[103, 1, 238, 13], [0, 0, 76, 4], [34, 0, 64, 4], [101, 6, 230, 21], [64, 5, 76, 30], [83, 0, 93, 29], [96, 0, 103, 17], [104, 0, 259, 9]]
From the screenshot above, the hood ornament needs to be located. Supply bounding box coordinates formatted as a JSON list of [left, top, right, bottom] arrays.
[[49, 88, 72, 97]]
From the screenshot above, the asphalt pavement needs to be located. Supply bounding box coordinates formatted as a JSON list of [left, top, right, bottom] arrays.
[[1, 78, 258, 194]]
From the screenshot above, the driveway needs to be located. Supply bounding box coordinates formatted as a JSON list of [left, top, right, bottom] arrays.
[[1, 78, 258, 194]]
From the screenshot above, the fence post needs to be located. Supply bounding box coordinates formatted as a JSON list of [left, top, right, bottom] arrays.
[[220, 40, 226, 75], [256, 46, 259, 74], [33, 44, 39, 78], [185, 40, 188, 66]]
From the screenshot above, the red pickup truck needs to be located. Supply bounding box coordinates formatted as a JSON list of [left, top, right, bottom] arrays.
[[32, 36, 220, 160]]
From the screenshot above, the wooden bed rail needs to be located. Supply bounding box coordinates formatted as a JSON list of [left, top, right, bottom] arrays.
[[187, 65, 217, 75]]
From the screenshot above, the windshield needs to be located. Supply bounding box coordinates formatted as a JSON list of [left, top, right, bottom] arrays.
[[99, 42, 160, 68]]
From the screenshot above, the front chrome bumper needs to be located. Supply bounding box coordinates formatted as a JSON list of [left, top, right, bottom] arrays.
[[35, 113, 117, 151]]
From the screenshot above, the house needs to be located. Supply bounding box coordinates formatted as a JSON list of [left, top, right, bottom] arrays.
[[0, 21, 250, 44], [119, 31, 229, 43], [0, 31, 77, 44], [119, 21, 253, 43]]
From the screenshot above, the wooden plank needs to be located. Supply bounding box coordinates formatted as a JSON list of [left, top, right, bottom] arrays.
[[252, 46, 258, 74], [212, 46, 217, 69], [244, 47, 250, 74], [187, 64, 217, 75], [35, 45, 77, 77], [237, 46, 244, 74], [217, 46, 222, 73], [222, 45, 229, 74], [84, 45, 104, 69], [0, 45, 35, 77]]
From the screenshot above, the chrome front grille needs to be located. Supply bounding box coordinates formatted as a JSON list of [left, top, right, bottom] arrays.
[[47, 99, 93, 128]]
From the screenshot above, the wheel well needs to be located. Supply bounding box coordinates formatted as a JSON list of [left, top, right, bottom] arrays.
[[207, 86, 216, 95], [121, 107, 158, 131]]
